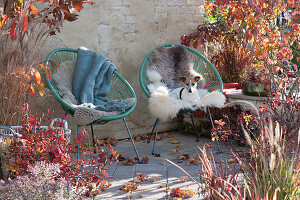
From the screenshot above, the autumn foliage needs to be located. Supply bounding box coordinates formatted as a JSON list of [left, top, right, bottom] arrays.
[[0, 0, 94, 125], [0, 104, 118, 196]]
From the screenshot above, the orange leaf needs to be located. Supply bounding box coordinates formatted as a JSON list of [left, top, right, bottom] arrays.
[[33, 69, 41, 84], [53, 0, 58, 6], [170, 188, 184, 197], [33, 70, 41, 84], [0, 15, 7, 29], [101, 179, 106, 185], [10, 23, 17, 41], [29, 5, 39, 15], [74, 3, 83, 12], [88, 1, 95, 5]]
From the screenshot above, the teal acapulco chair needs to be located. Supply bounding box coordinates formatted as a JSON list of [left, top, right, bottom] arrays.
[[139, 44, 223, 154], [45, 48, 141, 162]]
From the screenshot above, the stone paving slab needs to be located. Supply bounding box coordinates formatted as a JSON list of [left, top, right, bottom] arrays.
[[91, 131, 247, 199]]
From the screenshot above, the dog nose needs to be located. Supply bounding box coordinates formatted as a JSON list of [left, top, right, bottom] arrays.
[[188, 89, 192, 93]]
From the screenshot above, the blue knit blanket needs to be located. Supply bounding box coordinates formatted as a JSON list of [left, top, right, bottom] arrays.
[[72, 47, 130, 112]]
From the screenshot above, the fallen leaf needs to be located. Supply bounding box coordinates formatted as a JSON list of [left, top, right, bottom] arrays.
[[154, 153, 161, 157], [134, 173, 148, 183], [105, 138, 118, 146], [179, 176, 189, 183], [134, 135, 141, 141], [164, 132, 174, 138], [122, 158, 136, 166], [183, 189, 195, 198], [178, 154, 189, 161], [103, 167, 110, 170], [121, 182, 138, 192], [149, 176, 161, 182], [141, 156, 149, 164], [187, 157, 200, 165], [170, 188, 184, 197], [139, 194, 144, 198], [138, 186, 147, 190], [171, 148, 179, 154], [97, 139, 105, 146], [151, 134, 163, 141], [170, 140, 179, 144], [171, 145, 182, 154]]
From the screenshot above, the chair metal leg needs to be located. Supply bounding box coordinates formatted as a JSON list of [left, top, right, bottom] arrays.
[[123, 118, 141, 163], [147, 118, 159, 143], [207, 107, 222, 153], [190, 114, 200, 142], [152, 119, 160, 155]]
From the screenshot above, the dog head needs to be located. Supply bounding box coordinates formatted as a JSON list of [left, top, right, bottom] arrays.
[[179, 76, 201, 93]]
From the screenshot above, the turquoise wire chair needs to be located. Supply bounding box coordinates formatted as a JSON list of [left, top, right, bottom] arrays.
[[45, 48, 141, 162], [139, 44, 223, 154]]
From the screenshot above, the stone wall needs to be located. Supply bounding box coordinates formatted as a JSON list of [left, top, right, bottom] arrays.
[[34, 0, 205, 139]]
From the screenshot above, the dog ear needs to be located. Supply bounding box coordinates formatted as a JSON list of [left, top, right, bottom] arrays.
[[179, 77, 186, 82], [194, 76, 201, 82]]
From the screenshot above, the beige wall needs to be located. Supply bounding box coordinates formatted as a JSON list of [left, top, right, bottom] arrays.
[[33, 0, 205, 139]]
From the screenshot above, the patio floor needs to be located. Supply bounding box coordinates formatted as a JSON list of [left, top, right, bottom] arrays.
[[91, 131, 247, 200]]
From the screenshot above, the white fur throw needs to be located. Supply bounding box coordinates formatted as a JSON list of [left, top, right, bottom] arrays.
[[52, 60, 134, 126], [146, 70, 226, 122]]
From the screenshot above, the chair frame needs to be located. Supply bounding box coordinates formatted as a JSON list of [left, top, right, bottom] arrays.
[[139, 44, 223, 154], [45, 48, 141, 162]]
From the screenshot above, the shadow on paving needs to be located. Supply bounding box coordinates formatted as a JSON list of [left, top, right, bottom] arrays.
[[91, 130, 248, 200]]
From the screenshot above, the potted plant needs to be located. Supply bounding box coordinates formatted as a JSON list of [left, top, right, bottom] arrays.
[[210, 41, 249, 89], [242, 68, 270, 96]]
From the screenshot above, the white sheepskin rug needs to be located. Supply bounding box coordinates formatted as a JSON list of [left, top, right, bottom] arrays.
[[147, 70, 226, 122]]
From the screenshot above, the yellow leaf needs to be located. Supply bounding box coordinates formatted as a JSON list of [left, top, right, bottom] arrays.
[[37, 82, 45, 96], [138, 186, 147, 190], [170, 140, 179, 144]]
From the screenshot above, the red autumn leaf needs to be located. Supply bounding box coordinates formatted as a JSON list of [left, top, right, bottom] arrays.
[[22, 15, 28, 32], [286, 53, 293, 60], [10, 23, 17, 41], [273, 66, 280, 72], [279, 81, 284, 89], [293, 64, 298, 71], [0, 15, 7, 29], [28, 84, 35, 95], [263, 52, 268, 59], [29, 5, 39, 15], [277, 52, 283, 59], [101, 179, 106, 185]]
